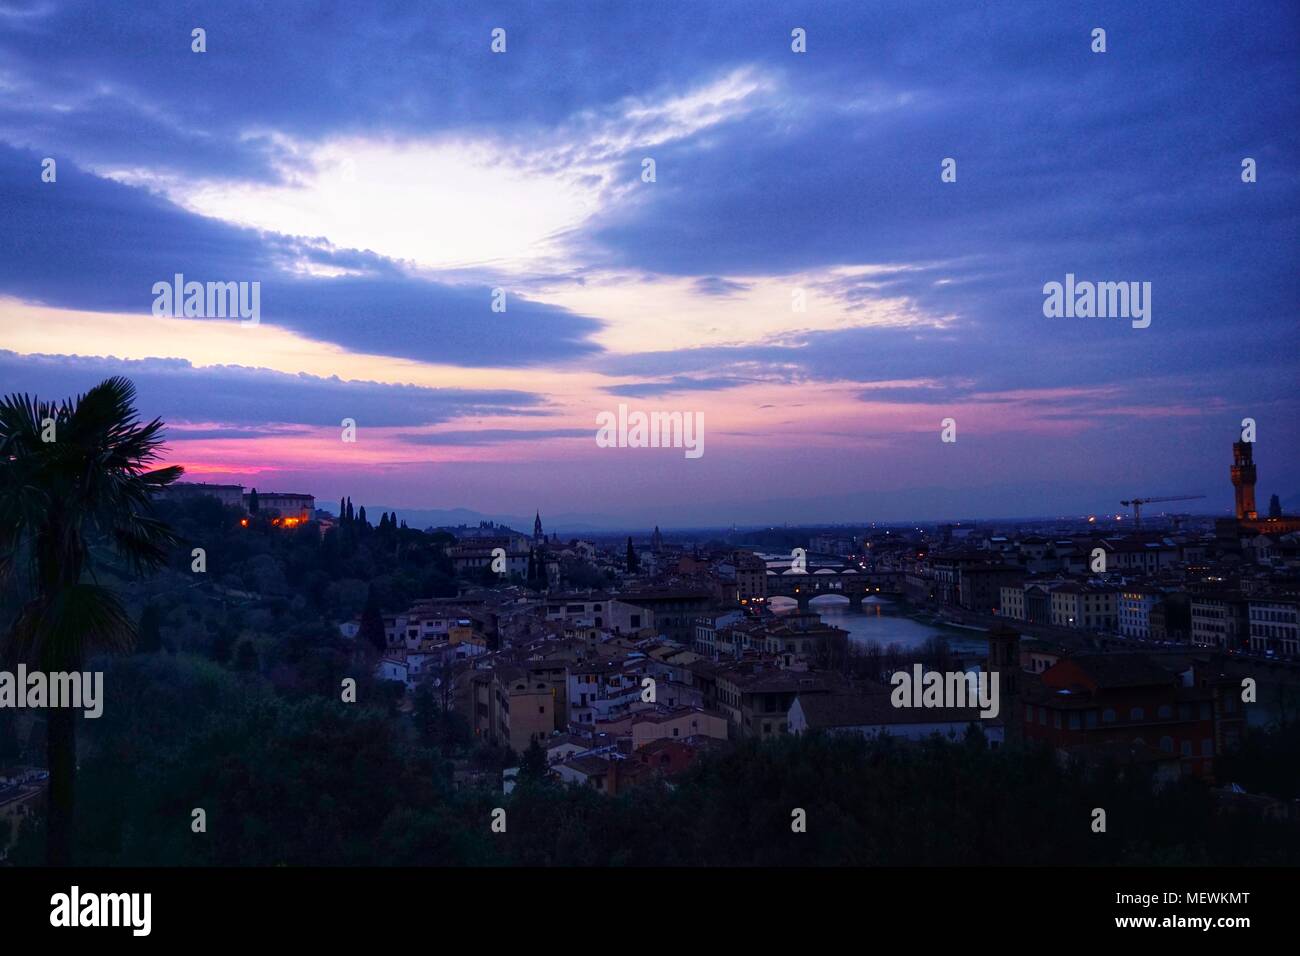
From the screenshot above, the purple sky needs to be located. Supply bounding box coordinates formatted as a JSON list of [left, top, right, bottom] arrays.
[[1, 1, 1297, 527]]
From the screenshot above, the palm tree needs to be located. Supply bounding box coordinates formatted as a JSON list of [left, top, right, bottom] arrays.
[[0, 377, 182, 864]]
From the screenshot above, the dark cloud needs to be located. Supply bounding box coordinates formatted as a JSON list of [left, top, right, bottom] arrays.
[[692, 276, 752, 297], [0, 351, 547, 427], [394, 428, 589, 446], [0, 145, 604, 367], [604, 376, 753, 397]]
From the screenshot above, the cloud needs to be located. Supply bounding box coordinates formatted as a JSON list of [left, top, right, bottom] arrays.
[[0, 351, 548, 427], [1, 1, 1296, 519], [603, 376, 753, 397], [395, 428, 590, 446], [692, 276, 753, 297], [0, 144, 604, 367]]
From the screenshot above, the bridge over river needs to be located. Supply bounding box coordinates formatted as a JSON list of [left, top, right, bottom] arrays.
[[764, 565, 904, 608]]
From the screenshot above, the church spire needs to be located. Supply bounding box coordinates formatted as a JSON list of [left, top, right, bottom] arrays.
[[534, 510, 543, 542]]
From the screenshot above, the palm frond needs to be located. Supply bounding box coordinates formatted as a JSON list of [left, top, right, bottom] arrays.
[[7, 582, 136, 670]]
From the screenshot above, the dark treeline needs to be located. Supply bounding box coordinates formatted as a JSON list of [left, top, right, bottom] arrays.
[[153, 496, 460, 618], [5, 650, 1299, 866]]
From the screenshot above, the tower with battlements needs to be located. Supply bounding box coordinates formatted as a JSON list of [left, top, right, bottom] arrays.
[[1231, 441, 1258, 520]]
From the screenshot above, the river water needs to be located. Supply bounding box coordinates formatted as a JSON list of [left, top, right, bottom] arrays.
[[770, 596, 988, 654]]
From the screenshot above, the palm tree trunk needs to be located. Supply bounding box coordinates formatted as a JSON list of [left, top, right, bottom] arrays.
[[45, 706, 75, 866]]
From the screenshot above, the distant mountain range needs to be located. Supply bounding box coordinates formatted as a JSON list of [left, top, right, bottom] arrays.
[[325, 481, 1297, 534]]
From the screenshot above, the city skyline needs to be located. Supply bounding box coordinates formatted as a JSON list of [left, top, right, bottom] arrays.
[[2, 1, 1297, 524]]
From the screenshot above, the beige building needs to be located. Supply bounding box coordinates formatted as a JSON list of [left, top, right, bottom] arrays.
[[1049, 583, 1117, 632], [1000, 585, 1026, 621], [470, 665, 556, 753], [715, 666, 837, 738], [630, 707, 728, 750], [732, 550, 768, 605]]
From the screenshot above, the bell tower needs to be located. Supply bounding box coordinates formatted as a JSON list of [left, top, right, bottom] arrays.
[[1231, 441, 1257, 520]]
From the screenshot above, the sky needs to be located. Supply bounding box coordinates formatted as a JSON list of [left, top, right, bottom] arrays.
[[1, 0, 1297, 529]]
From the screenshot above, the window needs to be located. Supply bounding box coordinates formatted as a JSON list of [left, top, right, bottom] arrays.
[[1159, 736, 1174, 753], [1158, 704, 1172, 719], [1201, 739, 1213, 756], [1181, 740, 1192, 757], [1130, 707, 1145, 721], [1068, 713, 1081, 730], [1085, 710, 1098, 729], [1103, 708, 1116, 723]]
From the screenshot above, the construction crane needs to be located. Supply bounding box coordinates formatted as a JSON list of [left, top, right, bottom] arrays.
[[1119, 494, 1205, 530]]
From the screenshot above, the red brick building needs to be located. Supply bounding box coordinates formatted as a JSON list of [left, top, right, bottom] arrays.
[[1021, 654, 1244, 779]]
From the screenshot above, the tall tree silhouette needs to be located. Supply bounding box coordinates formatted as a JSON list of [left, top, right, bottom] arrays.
[[359, 585, 386, 653], [0, 377, 182, 864]]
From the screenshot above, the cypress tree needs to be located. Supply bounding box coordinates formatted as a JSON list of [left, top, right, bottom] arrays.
[[359, 585, 386, 653]]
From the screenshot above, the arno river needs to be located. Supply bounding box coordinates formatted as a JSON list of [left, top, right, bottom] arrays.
[[771, 596, 988, 654]]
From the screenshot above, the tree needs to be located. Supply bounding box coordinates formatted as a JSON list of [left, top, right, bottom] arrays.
[[0, 377, 182, 864], [358, 584, 386, 653], [345, 498, 354, 523], [626, 537, 639, 573], [1269, 494, 1283, 519], [519, 738, 549, 784], [248, 487, 260, 514], [339, 497, 346, 522], [136, 603, 163, 654], [358, 505, 368, 528], [233, 639, 258, 672]]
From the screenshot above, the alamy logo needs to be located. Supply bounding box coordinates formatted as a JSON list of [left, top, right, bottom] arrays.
[[1042, 273, 1150, 329], [595, 403, 704, 459], [50, 886, 151, 936], [0, 666, 103, 718], [152, 273, 261, 326], [890, 665, 1000, 719]]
